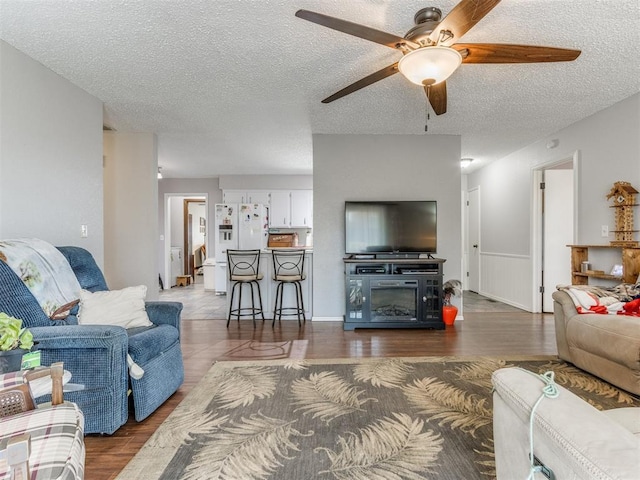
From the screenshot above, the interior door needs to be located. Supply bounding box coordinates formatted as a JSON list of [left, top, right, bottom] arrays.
[[468, 188, 480, 293], [542, 168, 574, 312]]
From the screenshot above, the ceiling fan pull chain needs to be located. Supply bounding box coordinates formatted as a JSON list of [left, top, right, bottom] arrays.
[[425, 91, 431, 132]]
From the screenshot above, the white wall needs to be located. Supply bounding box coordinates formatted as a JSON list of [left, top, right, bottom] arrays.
[[219, 175, 312, 190], [313, 134, 463, 319], [0, 41, 104, 262], [467, 93, 640, 310], [103, 132, 158, 297], [169, 197, 185, 252]]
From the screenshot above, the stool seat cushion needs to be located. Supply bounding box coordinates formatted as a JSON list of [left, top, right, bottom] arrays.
[[274, 274, 306, 282], [231, 274, 263, 282]]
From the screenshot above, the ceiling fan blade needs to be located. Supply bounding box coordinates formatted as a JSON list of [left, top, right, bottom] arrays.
[[453, 43, 581, 63], [295, 10, 419, 50], [424, 82, 447, 115], [428, 0, 501, 46], [322, 63, 399, 103]]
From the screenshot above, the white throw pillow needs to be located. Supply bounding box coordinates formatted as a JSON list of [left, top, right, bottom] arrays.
[[77, 285, 152, 328]]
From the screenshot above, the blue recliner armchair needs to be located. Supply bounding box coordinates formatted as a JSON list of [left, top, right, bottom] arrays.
[[0, 246, 184, 434]]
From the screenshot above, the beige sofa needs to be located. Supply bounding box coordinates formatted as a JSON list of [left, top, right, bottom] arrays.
[[552, 289, 640, 395], [492, 367, 640, 480]]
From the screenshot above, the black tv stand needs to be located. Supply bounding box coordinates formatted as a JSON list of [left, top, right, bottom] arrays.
[[343, 256, 445, 330]]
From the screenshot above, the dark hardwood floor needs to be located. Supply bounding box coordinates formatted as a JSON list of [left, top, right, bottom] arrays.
[[85, 308, 556, 479]]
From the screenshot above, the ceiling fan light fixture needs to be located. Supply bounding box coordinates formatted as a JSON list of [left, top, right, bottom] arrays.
[[398, 46, 462, 86]]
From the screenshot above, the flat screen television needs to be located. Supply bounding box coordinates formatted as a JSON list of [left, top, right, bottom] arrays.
[[345, 201, 437, 254]]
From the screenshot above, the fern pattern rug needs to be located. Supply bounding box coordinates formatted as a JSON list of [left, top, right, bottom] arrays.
[[116, 356, 639, 480]]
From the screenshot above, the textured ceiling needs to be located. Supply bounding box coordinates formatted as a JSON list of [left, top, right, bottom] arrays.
[[1, 0, 638, 177]]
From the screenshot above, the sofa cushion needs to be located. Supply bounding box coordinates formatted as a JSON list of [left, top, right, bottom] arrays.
[[493, 367, 640, 480], [566, 314, 640, 369], [77, 286, 152, 329], [57, 246, 108, 292], [603, 407, 640, 437], [127, 325, 179, 365]]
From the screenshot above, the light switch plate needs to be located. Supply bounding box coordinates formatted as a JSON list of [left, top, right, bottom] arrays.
[[601, 225, 608, 237]]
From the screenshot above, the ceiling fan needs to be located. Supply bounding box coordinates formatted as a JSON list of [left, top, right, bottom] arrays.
[[295, 0, 581, 115]]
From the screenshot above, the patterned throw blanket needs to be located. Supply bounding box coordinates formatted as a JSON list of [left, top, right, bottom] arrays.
[[0, 238, 81, 318], [557, 283, 640, 316]]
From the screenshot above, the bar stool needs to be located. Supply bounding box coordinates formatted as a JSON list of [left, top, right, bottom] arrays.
[[272, 249, 306, 326], [227, 249, 265, 327]]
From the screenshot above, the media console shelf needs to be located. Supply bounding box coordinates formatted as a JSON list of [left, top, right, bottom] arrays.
[[343, 256, 445, 330]]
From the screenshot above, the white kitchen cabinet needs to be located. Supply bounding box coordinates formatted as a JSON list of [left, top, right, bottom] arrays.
[[247, 190, 271, 204], [269, 191, 291, 227], [269, 190, 313, 228], [223, 190, 271, 205], [291, 190, 313, 228], [222, 190, 245, 204]]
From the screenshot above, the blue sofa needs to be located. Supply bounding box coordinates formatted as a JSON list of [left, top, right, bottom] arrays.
[[0, 246, 184, 434]]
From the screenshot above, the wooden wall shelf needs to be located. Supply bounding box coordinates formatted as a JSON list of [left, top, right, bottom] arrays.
[[568, 244, 640, 285]]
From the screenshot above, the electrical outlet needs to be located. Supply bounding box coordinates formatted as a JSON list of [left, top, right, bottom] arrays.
[[81, 224, 88, 238], [601, 225, 609, 237]]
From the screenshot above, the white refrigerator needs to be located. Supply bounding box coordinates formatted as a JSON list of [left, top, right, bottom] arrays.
[[214, 203, 269, 294]]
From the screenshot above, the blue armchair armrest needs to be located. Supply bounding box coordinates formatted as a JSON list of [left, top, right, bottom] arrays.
[[28, 324, 129, 434], [29, 324, 128, 388], [145, 301, 183, 334]]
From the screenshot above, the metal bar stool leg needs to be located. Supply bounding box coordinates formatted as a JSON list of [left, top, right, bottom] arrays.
[[255, 280, 266, 322], [249, 281, 257, 327], [237, 282, 244, 324], [227, 281, 238, 327], [272, 281, 282, 327], [278, 281, 285, 321], [295, 280, 306, 325]]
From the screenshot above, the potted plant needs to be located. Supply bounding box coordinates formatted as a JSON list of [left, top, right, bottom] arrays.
[[442, 279, 462, 326], [0, 312, 34, 373]]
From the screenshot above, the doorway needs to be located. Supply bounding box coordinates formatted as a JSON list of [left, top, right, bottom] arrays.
[[183, 199, 207, 278], [534, 155, 577, 312], [467, 187, 480, 293], [163, 193, 208, 289]]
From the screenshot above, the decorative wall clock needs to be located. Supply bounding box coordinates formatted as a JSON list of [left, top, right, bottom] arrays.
[[606, 181, 638, 247]]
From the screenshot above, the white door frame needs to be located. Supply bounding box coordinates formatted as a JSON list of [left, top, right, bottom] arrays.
[[531, 150, 580, 312], [163, 192, 209, 290]]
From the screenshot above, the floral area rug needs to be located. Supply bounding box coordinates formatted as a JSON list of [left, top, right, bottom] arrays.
[[116, 356, 639, 480]]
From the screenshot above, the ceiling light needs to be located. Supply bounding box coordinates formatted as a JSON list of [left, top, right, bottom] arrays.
[[398, 46, 463, 86], [157, 167, 163, 179], [460, 158, 474, 169]]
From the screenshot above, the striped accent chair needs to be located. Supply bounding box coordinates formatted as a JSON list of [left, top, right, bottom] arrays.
[[0, 364, 85, 480]]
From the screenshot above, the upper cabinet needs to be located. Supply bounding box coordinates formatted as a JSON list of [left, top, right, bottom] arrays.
[[223, 190, 271, 205], [291, 190, 313, 228], [223, 189, 313, 228], [269, 190, 313, 228], [269, 191, 292, 228]]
